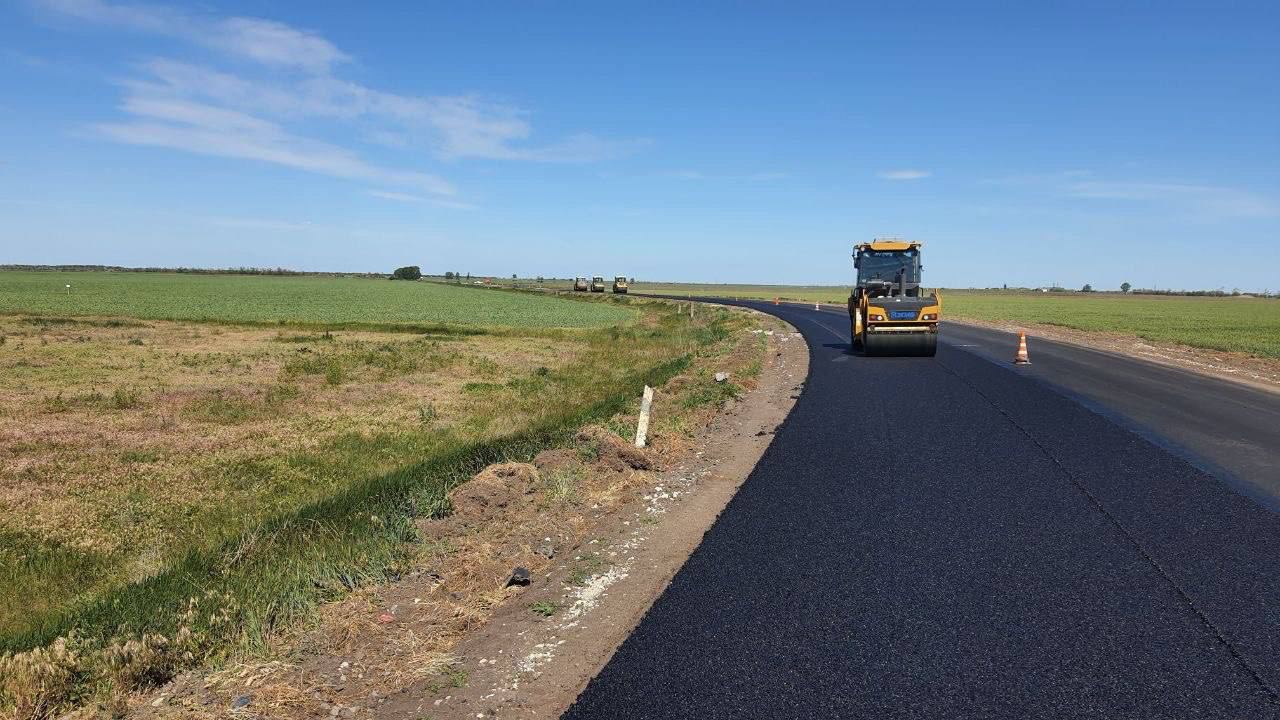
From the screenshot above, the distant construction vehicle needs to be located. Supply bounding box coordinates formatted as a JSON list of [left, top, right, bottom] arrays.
[[848, 239, 941, 356], [590, 276, 607, 293], [573, 277, 589, 292], [612, 276, 629, 294]]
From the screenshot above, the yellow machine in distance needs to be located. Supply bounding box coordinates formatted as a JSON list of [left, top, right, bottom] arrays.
[[590, 276, 607, 293], [848, 239, 941, 356], [612, 276, 629, 294]]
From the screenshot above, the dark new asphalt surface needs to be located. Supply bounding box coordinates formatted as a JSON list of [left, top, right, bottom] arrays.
[[939, 320, 1280, 511], [564, 299, 1280, 719]]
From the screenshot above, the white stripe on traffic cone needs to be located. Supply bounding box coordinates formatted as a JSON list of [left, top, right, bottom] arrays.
[[1013, 331, 1031, 365]]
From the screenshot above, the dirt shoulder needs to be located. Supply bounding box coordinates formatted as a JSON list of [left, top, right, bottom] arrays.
[[948, 316, 1280, 394]]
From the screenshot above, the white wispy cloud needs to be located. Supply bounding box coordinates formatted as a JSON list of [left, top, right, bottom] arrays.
[[34, 0, 646, 200], [207, 216, 319, 231], [980, 170, 1094, 185], [39, 0, 349, 71], [664, 169, 789, 181], [981, 170, 1276, 220], [366, 190, 477, 211], [878, 169, 931, 180], [367, 190, 425, 203], [96, 97, 457, 196], [110, 57, 645, 163], [1066, 181, 1278, 218]]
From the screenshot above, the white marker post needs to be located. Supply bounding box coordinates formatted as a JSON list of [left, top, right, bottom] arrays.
[[634, 385, 655, 448]]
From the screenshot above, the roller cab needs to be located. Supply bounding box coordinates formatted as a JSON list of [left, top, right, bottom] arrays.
[[848, 239, 941, 356]]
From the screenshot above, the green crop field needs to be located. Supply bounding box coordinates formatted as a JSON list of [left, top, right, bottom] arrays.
[[0, 271, 633, 328], [943, 291, 1280, 358], [633, 282, 1280, 358], [633, 282, 849, 304]]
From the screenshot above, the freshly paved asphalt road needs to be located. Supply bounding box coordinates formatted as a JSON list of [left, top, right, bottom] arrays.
[[939, 320, 1280, 511], [564, 299, 1280, 719]]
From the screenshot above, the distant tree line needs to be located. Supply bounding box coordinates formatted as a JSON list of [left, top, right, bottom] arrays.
[[1129, 287, 1277, 298], [0, 264, 385, 277], [967, 284, 1279, 298]]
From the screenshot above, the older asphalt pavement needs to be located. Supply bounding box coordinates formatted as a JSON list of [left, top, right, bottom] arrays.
[[563, 299, 1280, 719]]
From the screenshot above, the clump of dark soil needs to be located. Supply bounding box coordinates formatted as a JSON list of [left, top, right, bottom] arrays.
[[575, 425, 654, 471], [532, 448, 581, 474], [448, 462, 540, 523]]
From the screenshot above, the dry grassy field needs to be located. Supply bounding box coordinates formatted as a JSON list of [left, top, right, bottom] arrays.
[[0, 272, 760, 718], [1, 319, 585, 635]]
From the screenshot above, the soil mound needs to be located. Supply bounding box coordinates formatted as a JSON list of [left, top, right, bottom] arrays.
[[576, 425, 654, 471], [448, 462, 540, 522]]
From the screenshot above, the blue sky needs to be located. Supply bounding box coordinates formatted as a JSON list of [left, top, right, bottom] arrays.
[[2, 1, 1277, 290]]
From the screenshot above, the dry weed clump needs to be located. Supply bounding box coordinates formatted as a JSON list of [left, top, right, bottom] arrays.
[[0, 637, 81, 720], [0, 593, 237, 720]]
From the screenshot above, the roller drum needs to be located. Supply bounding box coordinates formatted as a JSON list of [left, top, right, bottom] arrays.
[[862, 331, 937, 357]]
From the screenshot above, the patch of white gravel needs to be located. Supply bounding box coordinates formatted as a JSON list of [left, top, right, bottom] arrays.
[[564, 566, 630, 620]]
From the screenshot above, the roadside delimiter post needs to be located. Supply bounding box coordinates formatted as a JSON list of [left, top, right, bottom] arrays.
[[635, 385, 655, 448]]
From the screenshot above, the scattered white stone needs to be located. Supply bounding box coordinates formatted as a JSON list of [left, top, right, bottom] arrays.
[[564, 566, 629, 620]]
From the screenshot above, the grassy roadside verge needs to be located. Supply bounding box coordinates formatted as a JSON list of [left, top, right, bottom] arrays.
[[0, 298, 743, 719]]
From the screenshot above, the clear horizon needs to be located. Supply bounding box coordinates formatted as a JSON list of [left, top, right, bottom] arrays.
[[2, 1, 1277, 292]]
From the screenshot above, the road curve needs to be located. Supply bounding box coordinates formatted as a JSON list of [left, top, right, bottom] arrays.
[[564, 299, 1280, 719]]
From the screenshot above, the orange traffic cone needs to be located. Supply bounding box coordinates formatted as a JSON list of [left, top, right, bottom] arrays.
[[1013, 331, 1031, 365], [773, 297, 779, 306], [814, 302, 820, 311]]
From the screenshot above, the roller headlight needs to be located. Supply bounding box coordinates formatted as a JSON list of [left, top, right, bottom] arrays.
[[869, 313, 885, 321], [921, 313, 937, 321]]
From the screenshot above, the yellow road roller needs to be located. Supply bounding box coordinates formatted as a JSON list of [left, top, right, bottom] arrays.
[[848, 239, 941, 356], [612, 276, 629, 294]]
